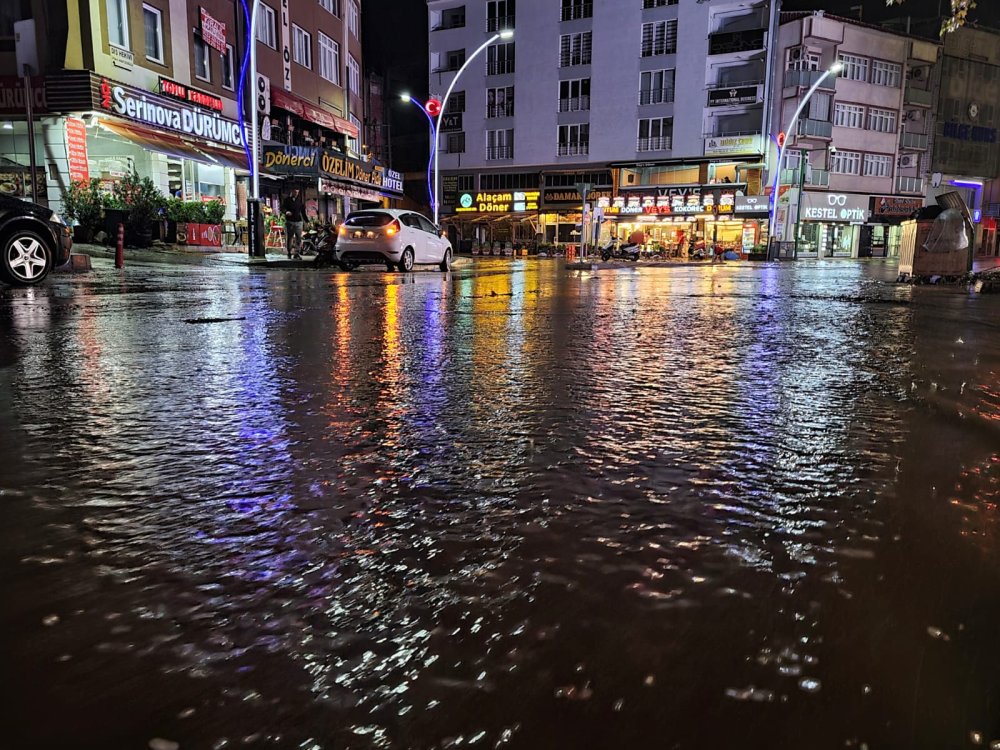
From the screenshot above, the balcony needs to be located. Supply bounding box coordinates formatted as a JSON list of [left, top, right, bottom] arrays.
[[487, 104, 515, 118], [783, 69, 837, 90], [904, 87, 933, 107], [487, 15, 515, 32], [797, 118, 833, 138], [561, 3, 593, 21], [638, 88, 674, 105], [897, 175, 925, 193], [558, 143, 590, 156], [779, 168, 830, 187], [637, 136, 672, 152], [900, 131, 929, 150], [487, 60, 515, 76], [558, 96, 590, 112], [487, 145, 514, 160], [708, 28, 765, 56]]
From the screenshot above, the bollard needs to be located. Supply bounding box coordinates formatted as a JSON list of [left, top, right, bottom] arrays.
[[115, 222, 124, 268]]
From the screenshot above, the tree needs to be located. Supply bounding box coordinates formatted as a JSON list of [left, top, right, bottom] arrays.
[[885, 0, 975, 34]]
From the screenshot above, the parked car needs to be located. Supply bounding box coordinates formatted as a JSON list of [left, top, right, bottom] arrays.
[[0, 195, 73, 286], [336, 209, 452, 272]]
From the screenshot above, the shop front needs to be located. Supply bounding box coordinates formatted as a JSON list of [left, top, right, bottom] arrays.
[[538, 184, 613, 246], [796, 191, 870, 258], [862, 196, 925, 257], [449, 189, 542, 253]]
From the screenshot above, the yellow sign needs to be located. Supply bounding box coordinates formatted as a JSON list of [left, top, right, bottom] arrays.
[[456, 190, 540, 214]]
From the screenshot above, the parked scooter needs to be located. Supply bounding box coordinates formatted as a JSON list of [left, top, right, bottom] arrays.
[[600, 240, 641, 262], [309, 224, 341, 268]]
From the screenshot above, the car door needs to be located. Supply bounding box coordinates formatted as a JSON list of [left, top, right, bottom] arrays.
[[400, 213, 429, 262], [415, 214, 444, 262]]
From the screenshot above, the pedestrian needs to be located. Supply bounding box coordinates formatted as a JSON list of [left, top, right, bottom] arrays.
[[281, 188, 305, 259]]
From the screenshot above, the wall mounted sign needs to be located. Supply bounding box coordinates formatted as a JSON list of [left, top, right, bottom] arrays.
[[99, 78, 244, 147], [0, 76, 46, 113], [262, 145, 403, 194], [941, 121, 997, 143], [65, 117, 90, 184], [870, 195, 923, 217], [159, 77, 224, 112], [280, 0, 292, 91], [704, 134, 762, 156], [708, 85, 759, 107], [455, 190, 540, 213], [109, 45, 133, 70], [801, 192, 868, 223], [439, 113, 463, 132], [734, 195, 768, 214], [543, 188, 611, 207], [199, 8, 227, 54]]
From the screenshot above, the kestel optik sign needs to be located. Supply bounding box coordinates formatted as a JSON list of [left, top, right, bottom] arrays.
[[801, 192, 868, 223], [100, 79, 244, 148]]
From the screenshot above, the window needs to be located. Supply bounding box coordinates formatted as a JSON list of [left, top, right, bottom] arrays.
[[559, 78, 591, 111], [257, 4, 276, 48], [871, 60, 901, 87], [487, 0, 515, 32], [319, 0, 340, 15], [559, 32, 592, 67], [558, 123, 590, 156], [348, 113, 361, 152], [561, 0, 592, 21], [834, 103, 865, 129], [545, 170, 611, 187], [107, 0, 129, 48], [643, 0, 678, 6], [348, 55, 360, 95], [440, 48, 465, 72], [292, 25, 312, 68], [638, 117, 672, 151], [639, 69, 674, 104], [838, 53, 868, 82], [319, 33, 341, 84], [487, 129, 513, 160], [487, 43, 515, 75], [863, 153, 892, 177], [867, 107, 897, 133], [445, 132, 466, 153], [347, 0, 359, 37], [457, 174, 475, 191], [142, 4, 163, 63], [446, 92, 465, 113], [782, 149, 802, 172], [805, 91, 831, 121], [641, 20, 677, 57], [194, 36, 211, 82], [830, 150, 861, 175], [438, 6, 465, 29], [480, 172, 535, 190], [222, 44, 235, 90], [487, 86, 515, 117]]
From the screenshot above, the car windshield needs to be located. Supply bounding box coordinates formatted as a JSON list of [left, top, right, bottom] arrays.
[[344, 213, 394, 228]]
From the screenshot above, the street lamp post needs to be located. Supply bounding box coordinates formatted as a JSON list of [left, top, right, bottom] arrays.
[[767, 61, 842, 259], [401, 94, 437, 218], [238, 0, 265, 257], [433, 29, 514, 226]]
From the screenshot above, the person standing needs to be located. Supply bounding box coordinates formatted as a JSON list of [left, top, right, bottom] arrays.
[[281, 188, 305, 259]]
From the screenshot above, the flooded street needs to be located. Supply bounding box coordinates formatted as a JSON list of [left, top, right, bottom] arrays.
[[2, 259, 999, 749]]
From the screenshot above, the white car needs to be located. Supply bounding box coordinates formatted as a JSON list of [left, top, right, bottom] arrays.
[[336, 209, 453, 272]]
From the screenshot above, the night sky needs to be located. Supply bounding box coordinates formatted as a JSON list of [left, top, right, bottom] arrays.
[[362, 0, 999, 173]]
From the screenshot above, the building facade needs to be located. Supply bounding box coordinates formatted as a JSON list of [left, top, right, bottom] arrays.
[[429, 0, 780, 255], [770, 12, 939, 258], [0, 0, 400, 231]]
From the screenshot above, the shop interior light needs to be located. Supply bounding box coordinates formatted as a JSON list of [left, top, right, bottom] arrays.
[[1, 122, 12, 130]]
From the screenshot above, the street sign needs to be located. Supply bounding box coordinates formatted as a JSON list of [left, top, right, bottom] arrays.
[[439, 112, 462, 132]]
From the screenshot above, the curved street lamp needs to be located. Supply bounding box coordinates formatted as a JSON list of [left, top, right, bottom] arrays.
[[401, 93, 438, 218], [433, 29, 514, 226], [767, 60, 843, 256]]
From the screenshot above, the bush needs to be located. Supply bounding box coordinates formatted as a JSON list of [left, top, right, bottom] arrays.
[[110, 171, 166, 230], [62, 178, 104, 234], [203, 200, 225, 224]]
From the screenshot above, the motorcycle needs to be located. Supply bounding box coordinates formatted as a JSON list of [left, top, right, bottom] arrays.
[[600, 240, 641, 262], [309, 224, 342, 268]]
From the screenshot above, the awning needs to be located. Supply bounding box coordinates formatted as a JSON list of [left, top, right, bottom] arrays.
[[98, 118, 249, 172], [196, 142, 251, 172], [271, 89, 359, 139]]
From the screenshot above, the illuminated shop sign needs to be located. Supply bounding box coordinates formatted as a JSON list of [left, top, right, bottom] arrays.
[[456, 190, 540, 213], [261, 145, 403, 194], [708, 85, 760, 107], [543, 188, 612, 206], [101, 79, 243, 147], [159, 77, 224, 113], [600, 187, 737, 216], [801, 192, 868, 223]]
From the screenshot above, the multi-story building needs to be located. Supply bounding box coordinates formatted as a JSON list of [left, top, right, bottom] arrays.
[[770, 12, 939, 258], [0, 0, 400, 231], [429, 0, 780, 255]]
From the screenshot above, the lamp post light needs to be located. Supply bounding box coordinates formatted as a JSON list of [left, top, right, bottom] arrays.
[[432, 29, 514, 226], [767, 60, 842, 259], [401, 93, 438, 218], [237, 0, 265, 257]]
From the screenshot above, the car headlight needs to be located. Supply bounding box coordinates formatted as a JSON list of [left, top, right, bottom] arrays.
[[49, 212, 66, 226]]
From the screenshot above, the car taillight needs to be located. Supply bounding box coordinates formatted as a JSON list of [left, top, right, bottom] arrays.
[[384, 219, 401, 237], [338, 225, 347, 236]]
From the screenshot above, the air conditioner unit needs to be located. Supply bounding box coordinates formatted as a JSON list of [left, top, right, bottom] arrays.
[[905, 109, 923, 122], [899, 153, 919, 168], [907, 66, 926, 81]]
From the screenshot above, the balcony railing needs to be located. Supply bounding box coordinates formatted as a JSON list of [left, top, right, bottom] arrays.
[[558, 143, 590, 156], [901, 131, 929, 150], [637, 136, 672, 152], [558, 96, 590, 112], [783, 69, 837, 89], [638, 88, 674, 105], [561, 3, 593, 21], [780, 167, 829, 186], [487, 145, 514, 160], [708, 28, 765, 55], [897, 175, 924, 193], [487, 60, 515, 76], [487, 15, 515, 32], [904, 87, 933, 107], [487, 104, 515, 118], [798, 118, 833, 138]]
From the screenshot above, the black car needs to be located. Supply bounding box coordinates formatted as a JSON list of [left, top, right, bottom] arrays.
[[0, 195, 73, 286]]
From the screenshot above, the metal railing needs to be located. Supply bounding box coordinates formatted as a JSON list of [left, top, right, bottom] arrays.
[[779, 167, 830, 187], [797, 118, 833, 138], [904, 87, 933, 107], [901, 130, 929, 150], [487, 145, 514, 160], [487, 60, 515, 76], [638, 88, 674, 105], [897, 175, 924, 193], [558, 96, 590, 112], [561, 3, 593, 21], [637, 136, 672, 152], [783, 69, 837, 89], [557, 143, 590, 156], [487, 15, 515, 32], [487, 103, 516, 118]]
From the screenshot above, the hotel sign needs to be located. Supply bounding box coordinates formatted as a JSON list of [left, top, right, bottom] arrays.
[[456, 190, 540, 213], [708, 85, 759, 107], [262, 145, 404, 194]]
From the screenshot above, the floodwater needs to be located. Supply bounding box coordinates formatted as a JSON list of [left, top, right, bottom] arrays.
[[1, 259, 999, 750]]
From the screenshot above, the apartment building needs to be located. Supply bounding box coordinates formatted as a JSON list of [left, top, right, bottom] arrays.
[[0, 0, 400, 224], [428, 0, 780, 255], [771, 12, 939, 258]]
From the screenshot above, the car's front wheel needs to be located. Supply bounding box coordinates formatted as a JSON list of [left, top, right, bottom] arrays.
[[439, 248, 452, 272], [1, 229, 52, 286], [399, 247, 415, 272]]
